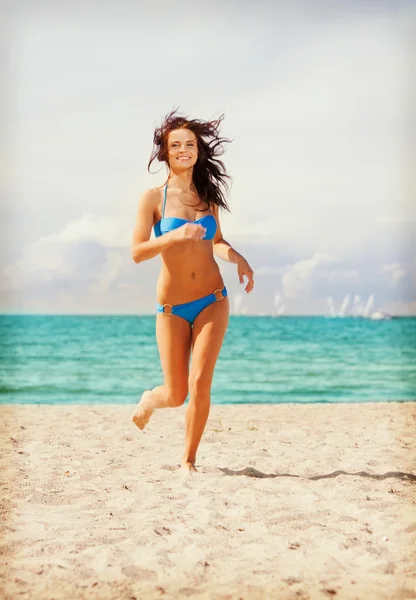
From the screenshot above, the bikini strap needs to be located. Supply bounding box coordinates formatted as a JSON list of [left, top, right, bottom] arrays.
[[162, 184, 168, 218]]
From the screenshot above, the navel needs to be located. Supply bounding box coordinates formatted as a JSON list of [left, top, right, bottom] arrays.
[[191, 272, 195, 280]]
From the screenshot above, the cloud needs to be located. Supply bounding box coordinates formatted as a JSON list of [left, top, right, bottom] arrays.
[[282, 252, 334, 299], [52, 214, 130, 247], [315, 268, 359, 283], [381, 262, 407, 287], [89, 250, 125, 293], [3, 214, 131, 291]]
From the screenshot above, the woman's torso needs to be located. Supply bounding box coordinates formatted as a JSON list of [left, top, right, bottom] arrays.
[[154, 184, 224, 304]]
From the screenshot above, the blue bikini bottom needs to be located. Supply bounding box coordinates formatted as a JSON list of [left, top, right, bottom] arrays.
[[156, 287, 228, 325]]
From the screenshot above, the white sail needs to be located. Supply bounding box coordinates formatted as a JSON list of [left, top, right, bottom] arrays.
[[351, 294, 362, 317], [274, 293, 281, 308], [362, 294, 375, 318], [338, 294, 350, 317], [273, 293, 284, 316], [327, 296, 336, 317]]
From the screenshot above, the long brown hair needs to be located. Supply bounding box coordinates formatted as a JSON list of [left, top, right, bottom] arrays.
[[148, 109, 232, 212]]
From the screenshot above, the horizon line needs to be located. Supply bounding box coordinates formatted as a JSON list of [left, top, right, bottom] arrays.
[[0, 313, 414, 318]]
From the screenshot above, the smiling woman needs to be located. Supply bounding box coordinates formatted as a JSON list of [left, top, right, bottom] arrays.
[[147, 110, 232, 212], [130, 109, 254, 473], [152, 129, 218, 241]]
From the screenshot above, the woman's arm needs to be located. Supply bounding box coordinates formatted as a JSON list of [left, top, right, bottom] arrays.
[[213, 237, 241, 264], [131, 188, 207, 263], [131, 189, 173, 263], [212, 205, 254, 293]]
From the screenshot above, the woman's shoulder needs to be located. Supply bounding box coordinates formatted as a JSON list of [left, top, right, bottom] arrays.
[[139, 186, 164, 207]]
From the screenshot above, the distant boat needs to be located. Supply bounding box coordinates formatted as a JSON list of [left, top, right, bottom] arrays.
[[361, 295, 396, 320], [327, 293, 397, 320], [327, 296, 336, 318], [350, 294, 365, 318], [338, 294, 350, 318], [362, 294, 375, 318], [273, 293, 285, 317], [369, 311, 393, 321]]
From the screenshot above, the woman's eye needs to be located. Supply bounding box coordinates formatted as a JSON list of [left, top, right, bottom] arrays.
[[170, 142, 194, 148]]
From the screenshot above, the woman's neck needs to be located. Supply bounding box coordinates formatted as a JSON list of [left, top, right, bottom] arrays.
[[167, 170, 194, 193]]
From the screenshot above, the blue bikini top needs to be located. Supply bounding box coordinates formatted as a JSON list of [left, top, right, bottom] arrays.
[[153, 184, 217, 240]]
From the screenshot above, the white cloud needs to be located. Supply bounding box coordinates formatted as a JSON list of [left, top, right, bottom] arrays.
[[4, 239, 75, 289], [89, 250, 125, 293], [55, 214, 130, 247], [282, 252, 334, 299], [315, 269, 359, 283], [381, 262, 407, 287], [3, 214, 131, 290]]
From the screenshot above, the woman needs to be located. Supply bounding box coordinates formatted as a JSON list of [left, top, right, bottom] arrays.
[[131, 110, 254, 473]]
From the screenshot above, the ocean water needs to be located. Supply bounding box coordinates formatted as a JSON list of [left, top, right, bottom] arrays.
[[0, 315, 415, 405]]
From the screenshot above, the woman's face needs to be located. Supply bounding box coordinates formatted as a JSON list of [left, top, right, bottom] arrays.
[[167, 128, 198, 170]]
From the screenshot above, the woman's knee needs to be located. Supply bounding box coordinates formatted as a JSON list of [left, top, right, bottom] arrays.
[[167, 384, 189, 407], [188, 373, 212, 397]]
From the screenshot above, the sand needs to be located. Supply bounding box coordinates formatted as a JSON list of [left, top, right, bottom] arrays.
[[0, 402, 415, 600]]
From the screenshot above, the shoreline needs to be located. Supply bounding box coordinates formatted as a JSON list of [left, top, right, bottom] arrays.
[[1, 402, 415, 600], [1, 398, 415, 406]]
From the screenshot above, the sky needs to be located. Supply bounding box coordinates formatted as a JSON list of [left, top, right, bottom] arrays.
[[1, 0, 415, 315]]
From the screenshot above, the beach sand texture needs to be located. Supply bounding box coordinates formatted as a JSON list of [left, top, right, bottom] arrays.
[[1, 402, 415, 600]]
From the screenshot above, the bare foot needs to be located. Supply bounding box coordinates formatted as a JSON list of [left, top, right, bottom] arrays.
[[180, 460, 199, 474], [131, 391, 154, 430]]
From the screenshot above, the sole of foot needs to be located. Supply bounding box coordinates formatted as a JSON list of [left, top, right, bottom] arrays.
[[131, 391, 154, 430]]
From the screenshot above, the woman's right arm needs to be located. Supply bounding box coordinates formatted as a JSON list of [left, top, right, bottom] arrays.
[[131, 188, 208, 263], [131, 189, 173, 263]]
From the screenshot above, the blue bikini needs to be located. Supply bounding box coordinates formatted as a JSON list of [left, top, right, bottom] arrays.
[[154, 184, 217, 240], [154, 184, 228, 325]]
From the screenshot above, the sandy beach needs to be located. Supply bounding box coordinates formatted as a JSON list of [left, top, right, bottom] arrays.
[[1, 402, 415, 600]]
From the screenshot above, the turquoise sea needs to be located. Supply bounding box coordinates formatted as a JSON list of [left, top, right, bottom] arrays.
[[0, 315, 415, 405]]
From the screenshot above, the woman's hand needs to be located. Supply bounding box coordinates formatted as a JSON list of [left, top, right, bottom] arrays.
[[237, 256, 254, 293], [169, 223, 207, 243]]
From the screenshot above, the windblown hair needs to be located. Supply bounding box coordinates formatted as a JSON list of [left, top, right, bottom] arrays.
[[148, 109, 232, 212]]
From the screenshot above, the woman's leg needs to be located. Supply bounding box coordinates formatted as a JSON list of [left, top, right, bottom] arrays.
[[182, 296, 229, 471], [131, 313, 192, 429]]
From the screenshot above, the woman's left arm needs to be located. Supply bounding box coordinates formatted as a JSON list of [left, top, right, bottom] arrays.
[[212, 206, 254, 293]]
